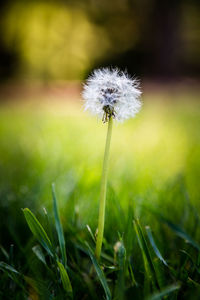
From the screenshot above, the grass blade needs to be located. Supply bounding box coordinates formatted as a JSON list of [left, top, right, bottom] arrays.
[[128, 262, 138, 287], [147, 283, 180, 300], [147, 208, 200, 251], [114, 240, 126, 300], [52, 183, 67, 268], [187, 277, 200, 288], [162, 218, 200, 251], [86, 244, 111, 300], [133, 219, 160, 293], [43, 206, 55, 247], [32, 245, 47, 265], [57, 261, 73, 297], [146, 226, 168, 266], [0, 261, 19, 274], [86, 224, 96, 243], [23, 208, 53, 257], [0, 246, 9, 260], [0, 262, 28, 293]]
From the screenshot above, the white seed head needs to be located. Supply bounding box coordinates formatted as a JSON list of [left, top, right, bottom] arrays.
[[82, 68, 142, 122]]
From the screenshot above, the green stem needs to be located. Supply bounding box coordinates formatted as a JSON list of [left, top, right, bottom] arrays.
[[95, 117, 113, 260]]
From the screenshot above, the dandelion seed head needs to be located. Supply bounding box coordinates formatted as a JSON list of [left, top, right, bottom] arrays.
[[82, 68, 142, 122]]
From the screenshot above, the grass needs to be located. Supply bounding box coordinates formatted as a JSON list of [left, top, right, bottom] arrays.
[[0, 90, 200, 299]]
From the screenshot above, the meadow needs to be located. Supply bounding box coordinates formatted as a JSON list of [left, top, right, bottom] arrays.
[[0, 87, 200, 299]]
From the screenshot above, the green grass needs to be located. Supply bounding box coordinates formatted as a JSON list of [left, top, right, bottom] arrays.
[[0, 91, 200, 299]]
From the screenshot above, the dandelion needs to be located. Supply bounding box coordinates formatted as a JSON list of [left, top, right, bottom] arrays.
[[82, 68, 142, 123], [82, 67, 142, 260]]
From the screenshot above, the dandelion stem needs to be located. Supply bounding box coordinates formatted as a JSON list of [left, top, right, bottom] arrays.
[[95, 116, 113, 260]]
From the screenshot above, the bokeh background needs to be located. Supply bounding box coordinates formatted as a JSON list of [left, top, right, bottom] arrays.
[[0, 0, 200, 251], [0, 0, 199, 80]]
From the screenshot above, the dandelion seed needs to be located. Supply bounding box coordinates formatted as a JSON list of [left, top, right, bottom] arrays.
[[82, 68, 142, 122]]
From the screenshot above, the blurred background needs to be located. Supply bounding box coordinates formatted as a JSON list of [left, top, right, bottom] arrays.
[[0, 0, 200, 250], [0, 0, 199, 81]]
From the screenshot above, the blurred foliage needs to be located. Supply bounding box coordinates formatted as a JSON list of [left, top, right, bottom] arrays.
[[0, 92, 200, 298], [0, 0, 199, 80], [0, 2, 110, 80], [0, 91, 200, 248]]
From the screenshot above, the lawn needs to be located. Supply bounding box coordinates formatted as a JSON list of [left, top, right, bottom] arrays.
[[0, 89, 200, 299]]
